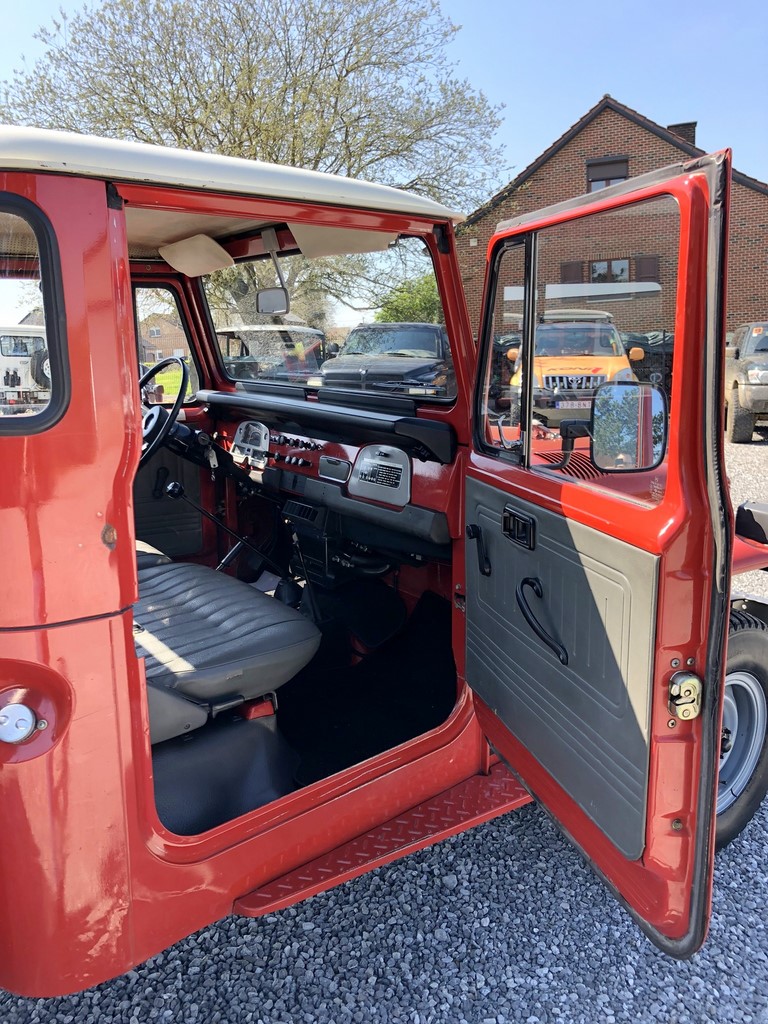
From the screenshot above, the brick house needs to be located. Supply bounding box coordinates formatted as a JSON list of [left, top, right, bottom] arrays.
[[138, 312, 188, 364], [456, 95, 768, 337]]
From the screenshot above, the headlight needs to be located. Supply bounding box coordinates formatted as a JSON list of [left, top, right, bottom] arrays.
[[746, 368, 768, 384], [612, 367, 636, 382]]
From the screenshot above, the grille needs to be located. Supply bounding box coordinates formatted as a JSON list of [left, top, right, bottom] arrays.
[[543, 374, 607, 391]]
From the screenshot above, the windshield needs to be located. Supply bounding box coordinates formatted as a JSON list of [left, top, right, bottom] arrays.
[[743, 324, 768, 356], [217, 327, 325, 381], [342, 324, 442, 357], [202, 236, 456, 400], [534, 322, 623, 358]]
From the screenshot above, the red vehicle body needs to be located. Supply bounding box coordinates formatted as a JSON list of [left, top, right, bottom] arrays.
[[1, 128, 768, 997]]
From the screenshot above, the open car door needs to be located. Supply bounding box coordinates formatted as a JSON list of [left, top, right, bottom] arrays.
[[465, 153, 731, 956]]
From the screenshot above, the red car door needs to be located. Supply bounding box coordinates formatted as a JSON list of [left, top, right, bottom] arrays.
[[465, 153, 731, 956]]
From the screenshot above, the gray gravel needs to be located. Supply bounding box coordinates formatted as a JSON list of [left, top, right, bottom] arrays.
[[2, 436, 767, 1023]]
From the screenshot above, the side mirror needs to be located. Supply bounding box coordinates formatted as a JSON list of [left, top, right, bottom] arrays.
[[725, 345, 739, 360], [591, 381, 667, 472], [628, 346, 645, 362], [326, 341, 340, 357], [505, 347, 520, 363], [256, 287, 290, 315]]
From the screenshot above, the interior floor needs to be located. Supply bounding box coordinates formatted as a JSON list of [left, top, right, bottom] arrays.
[[151, 582, 457, 835]]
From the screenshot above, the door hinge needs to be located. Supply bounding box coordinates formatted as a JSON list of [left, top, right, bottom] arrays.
[[668, 672, 702, 720]]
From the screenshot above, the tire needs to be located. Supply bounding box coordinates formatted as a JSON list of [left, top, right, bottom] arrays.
[[715, 612, 768, 850], [30, 349, 52, 389], [725, 387, 755, 443]]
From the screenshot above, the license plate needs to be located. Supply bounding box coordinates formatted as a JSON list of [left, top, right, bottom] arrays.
[[555, 400, 591, 409]]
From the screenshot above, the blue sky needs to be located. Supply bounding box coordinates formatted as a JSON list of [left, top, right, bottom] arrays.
[[3, 0, 768, 189]]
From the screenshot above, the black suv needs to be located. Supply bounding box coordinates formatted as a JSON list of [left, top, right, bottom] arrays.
[[320, 322, 455, 398]]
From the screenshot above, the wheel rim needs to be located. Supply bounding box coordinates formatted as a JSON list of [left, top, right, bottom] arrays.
[[718, 670, 768, 814]]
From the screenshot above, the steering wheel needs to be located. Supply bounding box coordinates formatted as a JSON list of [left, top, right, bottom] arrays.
[[138, 356, 189, 468]]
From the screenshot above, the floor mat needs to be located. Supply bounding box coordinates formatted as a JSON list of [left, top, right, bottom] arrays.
[[152, 714, 299, 835], [277, 591, 457, 785]]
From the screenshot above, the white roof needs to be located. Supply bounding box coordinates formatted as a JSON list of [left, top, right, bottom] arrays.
[[0, 125, 464, 223]]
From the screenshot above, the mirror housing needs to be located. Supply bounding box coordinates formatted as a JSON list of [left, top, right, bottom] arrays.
[[628, 346, 645, 362], [256, 287, 290, 315], [591, 381, 667, 472]]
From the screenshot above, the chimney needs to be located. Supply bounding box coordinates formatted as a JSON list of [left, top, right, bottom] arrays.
[[667, 121, 697, 147]]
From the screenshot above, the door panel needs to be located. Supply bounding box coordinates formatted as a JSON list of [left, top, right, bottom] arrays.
[[466, 478, 657, 857], [134, 448, 203, 556], [467, 153, 732, 955]]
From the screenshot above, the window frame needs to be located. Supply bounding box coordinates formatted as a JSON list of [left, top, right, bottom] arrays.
[[586, 158, 629, 193], [0, 193, 70, 436]]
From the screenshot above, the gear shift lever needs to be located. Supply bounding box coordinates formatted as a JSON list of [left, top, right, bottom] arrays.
[[165, 481, 285, 576]]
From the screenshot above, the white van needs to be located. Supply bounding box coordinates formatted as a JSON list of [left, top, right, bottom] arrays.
[[0, 324, 50, 411]]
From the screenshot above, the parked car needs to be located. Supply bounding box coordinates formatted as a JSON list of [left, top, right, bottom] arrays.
[[320, 321, 455, 397], [724, 321, 768, 442], [503, 312, 645, 426], [0, 324, 49, 412], [620, 329, 674, 397]]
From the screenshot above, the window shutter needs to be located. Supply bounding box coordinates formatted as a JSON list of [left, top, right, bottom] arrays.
[[560, 261, 584, 284], [635, 255, 660, 282], [586, 159, 628, 182]]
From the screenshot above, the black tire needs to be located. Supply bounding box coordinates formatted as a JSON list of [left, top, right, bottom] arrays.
[[725, 387, 755, 444], [30, 348, 51, 389], [715, 612, 768, 850]]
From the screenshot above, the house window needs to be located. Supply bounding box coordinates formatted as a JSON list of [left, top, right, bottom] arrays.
[[587, 158, 628, 192], [149, 327, 161, 338], [590, 259, 629, 283]]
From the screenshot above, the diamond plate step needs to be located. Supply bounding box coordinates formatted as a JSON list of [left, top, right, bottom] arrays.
[[235, 762, 531, 917]]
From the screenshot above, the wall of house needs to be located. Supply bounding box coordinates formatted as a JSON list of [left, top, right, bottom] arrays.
[[456, 108, 768, 338]]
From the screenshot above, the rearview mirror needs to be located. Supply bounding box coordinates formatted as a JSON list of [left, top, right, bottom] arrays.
[[591, 381, 667, 472], [256, 287, 290, 315]]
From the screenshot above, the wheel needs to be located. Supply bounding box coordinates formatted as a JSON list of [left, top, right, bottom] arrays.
[[30, 348, 51, 389], [716, 612, 768, 850], [725, 388, 755, 443]]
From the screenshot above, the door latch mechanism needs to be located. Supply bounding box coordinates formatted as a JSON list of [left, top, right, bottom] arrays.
[[668, 671, 702, 720]]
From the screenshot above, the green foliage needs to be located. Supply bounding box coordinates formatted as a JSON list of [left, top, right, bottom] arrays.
[[2, 0, 505, 208], [374, 274, 443, 324]]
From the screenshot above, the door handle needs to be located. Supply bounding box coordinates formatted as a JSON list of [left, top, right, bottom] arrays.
[[466, 523, 491, 577], [515, 576, 568, 666]]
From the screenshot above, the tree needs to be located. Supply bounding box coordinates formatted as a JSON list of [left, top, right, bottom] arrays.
[[375, 273, 443, 323], [2, 0, 505, 209]]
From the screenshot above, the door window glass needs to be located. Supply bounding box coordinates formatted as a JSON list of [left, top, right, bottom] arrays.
[[478, 195, 680, 504], [530, 196, 679, 501], [479, 241, 526, 451], [0, 209, 57, 422], [134, 286, 199, 402]]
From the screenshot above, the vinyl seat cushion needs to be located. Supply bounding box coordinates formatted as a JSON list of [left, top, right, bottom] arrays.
[[134, 562, 320, 703]]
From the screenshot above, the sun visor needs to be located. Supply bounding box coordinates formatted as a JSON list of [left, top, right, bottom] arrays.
[[158, 234, 234, 276], [289, 223, 396, 259]]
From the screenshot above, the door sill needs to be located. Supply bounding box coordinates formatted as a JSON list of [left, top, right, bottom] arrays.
[[235, 761, 532, 917]]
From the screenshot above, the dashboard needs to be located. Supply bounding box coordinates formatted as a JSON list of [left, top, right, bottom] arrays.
[[225, 418, 455, 587]]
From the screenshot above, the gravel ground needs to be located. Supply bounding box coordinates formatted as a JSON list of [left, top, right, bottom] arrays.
[[2, 436, 767, 1024]]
